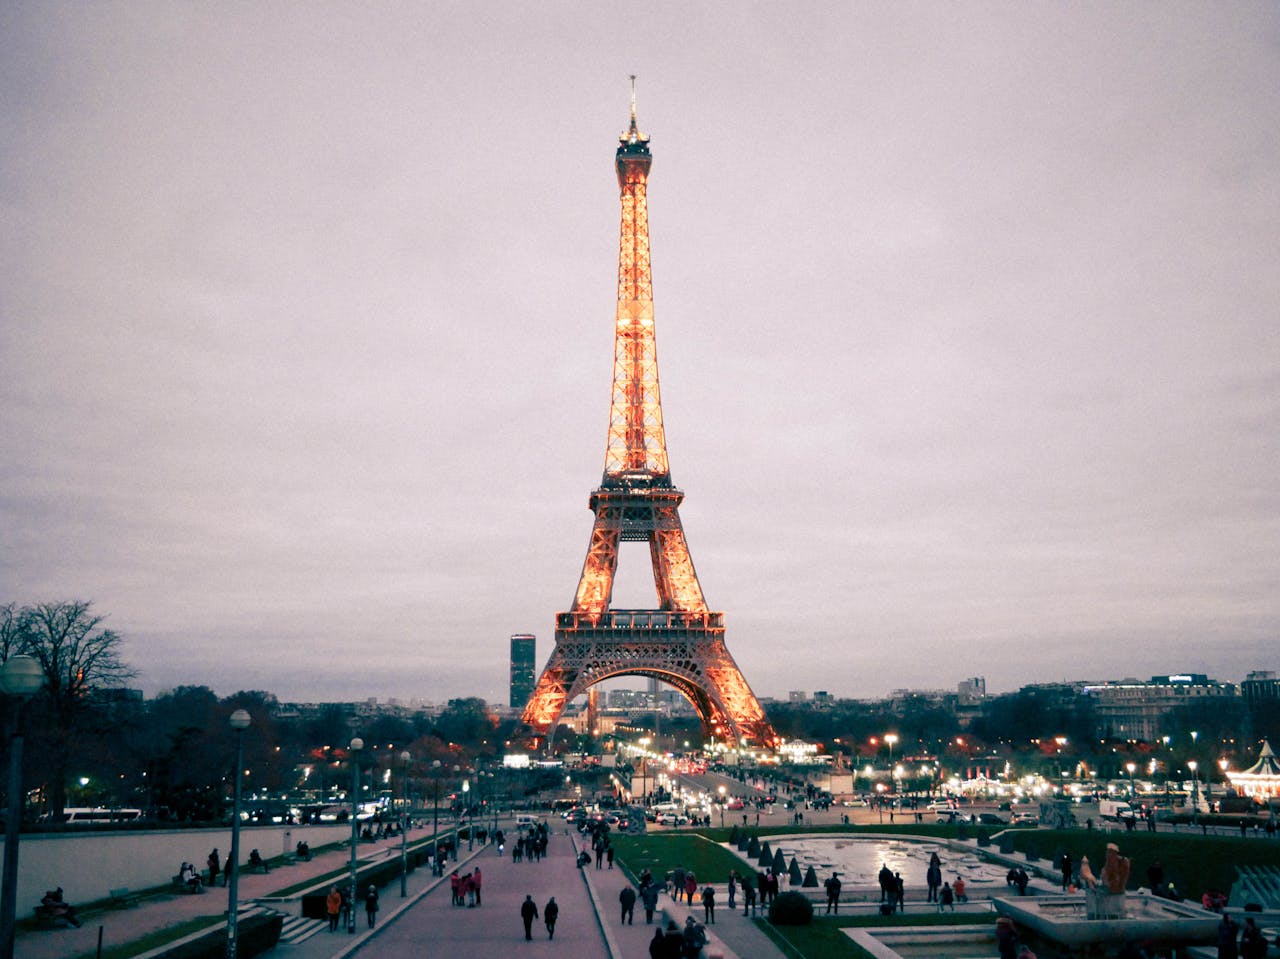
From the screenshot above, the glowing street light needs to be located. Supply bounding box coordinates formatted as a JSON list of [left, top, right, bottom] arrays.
[[884, 734, 898, 768], [1125, 762, 1136, 800]]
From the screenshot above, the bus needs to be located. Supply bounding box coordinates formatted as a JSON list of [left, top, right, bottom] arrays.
[[55, 807, 144, 824]]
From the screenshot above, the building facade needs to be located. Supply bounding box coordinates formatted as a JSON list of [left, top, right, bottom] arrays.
[[509, 634, 537, 710]]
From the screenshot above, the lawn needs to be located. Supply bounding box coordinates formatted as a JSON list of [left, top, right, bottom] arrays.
[[757, 913, 992, 959], [609, 832, 746, 884]]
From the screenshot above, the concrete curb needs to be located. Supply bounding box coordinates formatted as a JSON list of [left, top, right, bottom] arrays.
[[571, 832, 624, 959]]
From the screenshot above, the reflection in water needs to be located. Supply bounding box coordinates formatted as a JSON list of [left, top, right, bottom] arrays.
[[732, 836, 1010, 888]]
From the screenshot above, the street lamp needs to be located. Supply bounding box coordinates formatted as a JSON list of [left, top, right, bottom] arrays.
[[348, 737, 363, 933], [463, 779, 472, 850], [884, 734, 898, 769], [1187, 760, 1199, 829], [1125, 762, 1136, 801], [399, 751, 410, 898], [0, 656, 44, 959], [430, 760, 442, 874], [225, 709, 251, 959]]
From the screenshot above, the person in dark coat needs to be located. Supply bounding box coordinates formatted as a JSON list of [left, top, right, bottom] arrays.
[[620, 885, 637, 924], [1217, 912, 1239, 959], [640, 881, 660, 923], [544, 896, 559, 940], [701, 884, 716, 924], [520, 894, 538, 941], [364, 884, 378, 928], [825, 873, 842, 914], [661, 920, 684, 958], [1239, 917, 1266, 959]]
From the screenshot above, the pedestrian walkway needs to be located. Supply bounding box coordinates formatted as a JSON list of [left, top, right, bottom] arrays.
[[343, 826, 605, 959], [575, 846, 785, 959]]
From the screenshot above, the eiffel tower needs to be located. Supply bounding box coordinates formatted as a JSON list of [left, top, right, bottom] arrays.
[[522, 86, 776, 750]]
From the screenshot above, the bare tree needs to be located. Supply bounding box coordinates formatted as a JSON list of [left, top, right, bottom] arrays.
[[0, 603, 23, 660], [17, 601, 135, 817]]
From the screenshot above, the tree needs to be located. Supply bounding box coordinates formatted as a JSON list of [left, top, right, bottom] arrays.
[[17, 601, 135, 817]]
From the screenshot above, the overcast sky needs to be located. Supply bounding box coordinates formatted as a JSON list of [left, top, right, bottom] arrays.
[[2, 4, 1277, 706]]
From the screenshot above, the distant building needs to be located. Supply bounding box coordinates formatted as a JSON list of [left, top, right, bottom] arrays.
[[789, 691, 808, 703], [1083, 674, 1239, 742], [1242, 670, 1280, 704], [957, 677, 986, 704], [509, 634, 537, 710]]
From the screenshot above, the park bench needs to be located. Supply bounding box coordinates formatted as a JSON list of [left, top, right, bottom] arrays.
[[109, 887, 142, 908]]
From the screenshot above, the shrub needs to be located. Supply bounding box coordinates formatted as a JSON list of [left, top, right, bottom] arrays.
[[157, 913, 283, 959], [768, 890, 814, 926]]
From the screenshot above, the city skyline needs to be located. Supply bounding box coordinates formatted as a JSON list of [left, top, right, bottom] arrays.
[[2, 5, 1277, 705]]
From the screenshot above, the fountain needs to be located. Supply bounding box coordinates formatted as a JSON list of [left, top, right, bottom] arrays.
[[994, 842, 1218, 948]]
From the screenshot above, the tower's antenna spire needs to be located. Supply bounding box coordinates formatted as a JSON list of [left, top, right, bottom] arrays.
[[622, 74, 646, 145]]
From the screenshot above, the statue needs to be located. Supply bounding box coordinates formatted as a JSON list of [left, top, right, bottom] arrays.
[[1099, 842, 1130, 893], [1078, 855, 1097, 890], [1081, 842, 1129, 920]]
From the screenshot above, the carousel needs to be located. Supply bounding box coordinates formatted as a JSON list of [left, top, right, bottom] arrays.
[[1226, 740, 1280, 801]]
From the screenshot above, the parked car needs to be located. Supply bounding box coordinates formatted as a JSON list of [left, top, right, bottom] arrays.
[[975, 812, 1009, 826], [935, 810, 973, 824], [1012, 811, 1038, 825]]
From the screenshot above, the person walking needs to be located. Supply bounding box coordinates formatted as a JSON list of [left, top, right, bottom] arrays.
[[325, 886, 342, 933], [927, 853, 943, 902], [824, 872, 842, 914], [895, 872, 905, 912], [939, 882, 955, 912], [742, 878, 757, 917], [640, 880, 660, 924], [726, 870, 737, 910], [1240, 917, 1266, 959], [364, 884, 378, 928], [607, 844, 615, 869], [207, 849, 221, 888], [649, 926, 666, 959], [544, 896, 559, 940], [473, 866, 483, 907], [1217, 912, 1239, 959], [684, 871, 698, 905], [620, 884, 637, 924], [878, 863, 893, 903], [520, 894, 538, 941], [701, 884, 716, 924], [1059, 851, 1073, 891]]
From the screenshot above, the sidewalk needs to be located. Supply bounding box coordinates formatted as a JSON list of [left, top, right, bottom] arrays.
[[339, 825, 610, 959], [16, 829, 440, 959]]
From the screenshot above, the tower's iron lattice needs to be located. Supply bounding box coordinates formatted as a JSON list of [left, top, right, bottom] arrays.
[[522, 90, 776, 749]]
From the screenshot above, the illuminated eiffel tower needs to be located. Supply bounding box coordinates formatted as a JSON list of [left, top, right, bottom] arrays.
[[522, 86, 776, 750]]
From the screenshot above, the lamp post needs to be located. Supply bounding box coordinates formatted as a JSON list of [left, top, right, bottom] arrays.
[[399, 751, 410, 898], [347, 737, 363, 933], [0, 656, 44, 959], [884, 734, 898, 770], [1187, 760, 1199, 829], [463, 779, 472, 851], [225, 709, 251, 959], [1125, 762, 1136, 801], [430, 760, 442, 875]]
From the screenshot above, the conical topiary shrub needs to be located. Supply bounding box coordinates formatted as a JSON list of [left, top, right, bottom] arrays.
[[773, 849, 786, 873], [788, 858, 802, 884], [738, 833, 751, 852], [728, 825, 741, 845], [758, 842, 773, 867], [802, 865, 819, 887], [747, 835, 760, 857]]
